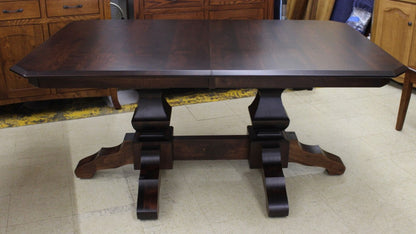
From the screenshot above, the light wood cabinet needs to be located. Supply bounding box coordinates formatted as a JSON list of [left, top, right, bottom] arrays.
[[133, 0, 273, 20], [0, 0, 120, 107], [372, 0, 416, 83], [0, 24, 49, 99]]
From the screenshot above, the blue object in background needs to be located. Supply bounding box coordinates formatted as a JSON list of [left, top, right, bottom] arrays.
[[331, 0, 354, 22], [346, 0, 374, 34]]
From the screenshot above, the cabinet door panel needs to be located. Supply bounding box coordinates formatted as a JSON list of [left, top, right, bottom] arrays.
[[374, 0, 416, 64], [0, 25, 51, 98]]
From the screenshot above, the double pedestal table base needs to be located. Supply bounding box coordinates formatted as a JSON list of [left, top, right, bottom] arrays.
[[74, 89, 345, 220]]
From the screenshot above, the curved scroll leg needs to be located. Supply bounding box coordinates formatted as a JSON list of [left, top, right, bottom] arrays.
[[74, 133, 134, 178], [137, 148, 160, 220], [285, 132, 345, 175], [248, 89, 290, 217], [262, 147, 289, 217], [110, 88, 122, 110]]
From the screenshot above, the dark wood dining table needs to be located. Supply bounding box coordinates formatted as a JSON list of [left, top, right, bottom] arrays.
[[11, 20, 406, 220]]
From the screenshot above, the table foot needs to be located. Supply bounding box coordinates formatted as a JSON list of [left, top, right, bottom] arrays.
[[74, 133, 134, 179], [137, 148, 160, 220], [134, 90, 171, 220], [248, 89, 290, 217], [262, 147, 289, 217], [285, 132, 346, 175]]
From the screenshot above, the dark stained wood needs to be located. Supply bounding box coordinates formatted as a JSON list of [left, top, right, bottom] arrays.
[[261, 147, 289, 217], [173, 136, 249, 160], [0, 0, 119, 107], [248, 128, 289, 169], [74, 133, 135, 179], [11, 20, 406, 89], [285, 132, 345, 175], [396, 69, 416, 130], [132, 90, 172, 130], [248, 89, 289, 129], [248, 89, 289, 217], [11, 20, 407, 220], [137, 148, 160, 220], [131, 90, 173, 219]]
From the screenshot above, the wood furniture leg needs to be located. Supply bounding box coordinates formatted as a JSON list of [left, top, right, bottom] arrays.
[[74, 90, 172, 220], [137, 148, 161, 220], [132, 90, 173, 220], [396, 69, 415, 131], [247, 89, 346, 216], [110, 88, 122, 109], [74, 133, 134, 179], [248, 89, 290, 217], [285, 132, 345, 175], [74, 88, 346, 219]]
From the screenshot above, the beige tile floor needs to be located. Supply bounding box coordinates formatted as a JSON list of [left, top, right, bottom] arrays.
[[1, 83, 416, 233]]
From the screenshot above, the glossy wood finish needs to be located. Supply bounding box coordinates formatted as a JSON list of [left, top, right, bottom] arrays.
[[285, 132, 345, 175], [372, 0, 416, 83], [0, 24, 49, 99], [137, 148, 161, 219], [74, 133, 135, 178], [396, 69, 416, 130], [12, 20, 406, 89], [261, 147, 289, 217], [372, 0, 416, 123], [73, 90, 346, 219], [0, 0, 120, 108], [132, 90, 172, 219], [248, 89, 290, 217], [13, 20, 406, 220]]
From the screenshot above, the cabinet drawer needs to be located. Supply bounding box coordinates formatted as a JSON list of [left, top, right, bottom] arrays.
[[46, 0, 99, 17], [0, 0, 40, 21], [209, 0, 264, 6], [208, 8, 263, 19], [144, 0, 202, 9]]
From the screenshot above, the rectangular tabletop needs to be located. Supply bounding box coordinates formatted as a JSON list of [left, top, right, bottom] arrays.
[[11, 20, 407, 89]]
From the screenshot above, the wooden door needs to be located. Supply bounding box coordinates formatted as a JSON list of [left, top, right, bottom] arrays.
[[373, 0, 416, 64], [0, 25, 51, 99]]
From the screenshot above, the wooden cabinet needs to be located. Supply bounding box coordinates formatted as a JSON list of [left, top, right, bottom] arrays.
[[0, 0, 120, 107], [133, 0, 273, 20], [372, 0, 416, 83], [0, 24, 49, 99]]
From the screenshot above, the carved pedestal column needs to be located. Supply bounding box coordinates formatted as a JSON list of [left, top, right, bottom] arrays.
[[248, 89, 290, 217], [132, 90, 173, 220]]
